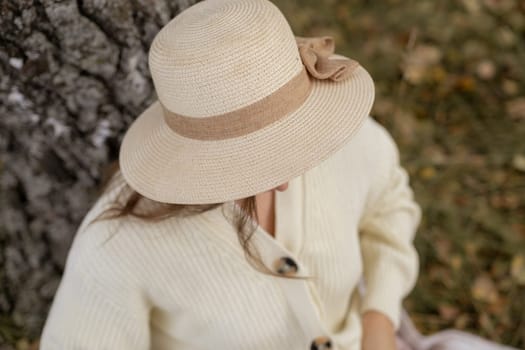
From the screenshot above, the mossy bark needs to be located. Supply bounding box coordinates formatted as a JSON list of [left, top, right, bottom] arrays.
[[0, 0, 199, 345]]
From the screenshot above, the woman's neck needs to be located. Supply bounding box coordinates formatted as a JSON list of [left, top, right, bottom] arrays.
[[255, 190, 276, 237], [234, 190, 276, 237]]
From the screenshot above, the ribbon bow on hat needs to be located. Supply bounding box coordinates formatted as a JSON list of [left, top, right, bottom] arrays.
[[295, 35, 360, 82]]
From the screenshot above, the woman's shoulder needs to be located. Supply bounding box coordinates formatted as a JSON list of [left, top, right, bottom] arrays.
[[343, 115, 397, 154], [67, 168, 223, 276], [314, 115, 397, 174], [63, 171, 167, 282]]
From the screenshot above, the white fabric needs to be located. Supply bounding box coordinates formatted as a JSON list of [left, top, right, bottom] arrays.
[[396, 309, 519, 350], [40, 116, 421, 350]]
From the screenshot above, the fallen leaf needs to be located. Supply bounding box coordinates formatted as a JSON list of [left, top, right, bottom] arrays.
[[490, 193, 521, 209], [461, 0, 482, 13], [450, 254, 463, 270], [422, 145, 447, 166], [506, 98, 525, 120], [483, 0, 516, 12], [402, 44, 442, 84], [456, 75, 476, 92], [419, 166, 436, 179], [438, 303, 460, 321], [511, 254, 525, 285], [434, 237, 452, 261], [479, 312, 495, 334], [471, 274, 500, 303], [512, 154, 525, 172], [511, 223, 525, 238], [487, 294, 508, 315], [476, 59, 496, 80], [497, 27, 517, 47], [454, 313, 471, 329], [430, 65, 447, 82], [501, 79, 519, 95]]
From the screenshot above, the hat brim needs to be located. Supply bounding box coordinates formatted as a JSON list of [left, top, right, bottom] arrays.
[[118, 58, 375, 204]]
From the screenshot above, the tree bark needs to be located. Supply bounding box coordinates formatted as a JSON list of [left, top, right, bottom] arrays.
[[0, 0, 199, 345]]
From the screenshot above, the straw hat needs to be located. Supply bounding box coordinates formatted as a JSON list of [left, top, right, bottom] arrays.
[[118, 0, 375, 204]]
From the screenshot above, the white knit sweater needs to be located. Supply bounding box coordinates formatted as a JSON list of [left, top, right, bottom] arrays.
[[40, 116, 422, 350]]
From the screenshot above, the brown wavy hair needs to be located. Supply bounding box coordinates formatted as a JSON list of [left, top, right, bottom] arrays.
[[87, 159, 310, 281]]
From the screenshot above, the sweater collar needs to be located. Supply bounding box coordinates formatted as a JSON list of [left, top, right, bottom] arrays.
[[221, 173, 305, 258], [273, 173, 305, 257]]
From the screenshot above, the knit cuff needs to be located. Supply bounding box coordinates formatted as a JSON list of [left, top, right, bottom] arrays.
[[359, 266, 407, 331]]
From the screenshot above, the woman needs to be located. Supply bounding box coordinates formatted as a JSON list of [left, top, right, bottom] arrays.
[[39, 0, 421, 349]]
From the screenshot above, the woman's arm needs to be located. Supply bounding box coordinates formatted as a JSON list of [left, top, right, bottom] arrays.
[[39, 227, 151, 349], [361, 310, 397, 350], [357, 122, 422, 331]]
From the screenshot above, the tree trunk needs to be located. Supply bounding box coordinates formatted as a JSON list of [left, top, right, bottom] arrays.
[[0, 0, 199, 346]]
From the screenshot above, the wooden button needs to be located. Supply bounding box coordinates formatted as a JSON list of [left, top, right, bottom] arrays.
[[310, 335, 332, 350], [273, 256, 298, 276]]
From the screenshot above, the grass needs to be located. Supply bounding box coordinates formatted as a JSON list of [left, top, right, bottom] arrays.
[[272, 0, 525, 347]]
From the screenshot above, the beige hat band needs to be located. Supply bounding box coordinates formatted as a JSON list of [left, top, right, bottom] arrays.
[[161, 66, 312, 141], [160, 36, 360, 141]]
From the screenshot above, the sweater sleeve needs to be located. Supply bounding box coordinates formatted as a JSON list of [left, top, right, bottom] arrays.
[[357, 125, 422, 331], [39, 226, 151, 349]]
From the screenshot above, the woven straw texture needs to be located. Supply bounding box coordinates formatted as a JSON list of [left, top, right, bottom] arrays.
[[118, 0, 375, 204]]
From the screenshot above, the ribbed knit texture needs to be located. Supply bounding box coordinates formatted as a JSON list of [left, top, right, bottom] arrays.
[[40, 115, 421, 350]]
